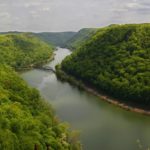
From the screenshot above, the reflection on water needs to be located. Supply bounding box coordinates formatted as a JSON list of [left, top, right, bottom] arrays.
[[22, 47, 150, 150]]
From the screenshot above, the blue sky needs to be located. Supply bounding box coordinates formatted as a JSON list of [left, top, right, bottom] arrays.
[[0, 0, 150, 32]]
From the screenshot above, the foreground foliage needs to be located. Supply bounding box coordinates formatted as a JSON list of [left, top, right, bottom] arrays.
[[62, 24, 150, 106], [0, 65, 81, 150], [0, 33, 81, 149]]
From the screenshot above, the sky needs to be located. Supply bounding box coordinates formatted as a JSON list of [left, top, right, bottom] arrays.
[[0, 0, 150, 32]]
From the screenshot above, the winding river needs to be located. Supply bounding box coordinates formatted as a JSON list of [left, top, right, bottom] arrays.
[[22, 47, 150, 150]]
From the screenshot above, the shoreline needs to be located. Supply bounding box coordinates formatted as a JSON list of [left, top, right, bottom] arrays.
[[56, 66, 150, 116], [17, 53, 55, 73]]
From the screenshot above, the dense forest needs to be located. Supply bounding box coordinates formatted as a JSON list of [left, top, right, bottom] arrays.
[[34, 32, 77, 47], [0, 29, 98, 49], [0, 34, 81, 149], [61, 24, 150, 106], [65, 28, 98, 50], [0, 31, 77, 48], [0, 33, 54, 70]]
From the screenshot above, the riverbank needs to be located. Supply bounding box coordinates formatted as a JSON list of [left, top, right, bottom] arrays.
[[56, 65, 150, 116], [17, 53, 55, 72]]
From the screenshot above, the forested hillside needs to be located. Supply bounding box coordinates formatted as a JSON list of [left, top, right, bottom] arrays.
[[0, 33, 81, 149], [0, 31, 77, 48], [0, 33, 53, 70], [61, 24, 150, 106], [65, 28, 98, 50], [35, 32, 76, 47]]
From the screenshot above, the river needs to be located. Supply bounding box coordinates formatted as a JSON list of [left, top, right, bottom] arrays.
[[22, 47, 150, 150]]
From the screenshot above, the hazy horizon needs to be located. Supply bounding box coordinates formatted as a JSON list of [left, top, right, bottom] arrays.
[[0, 0, 150, 32]]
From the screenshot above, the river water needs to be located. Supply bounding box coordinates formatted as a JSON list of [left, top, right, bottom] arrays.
[[22, 47, 150, 150]]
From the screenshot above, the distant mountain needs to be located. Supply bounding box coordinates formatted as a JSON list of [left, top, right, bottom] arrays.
[[0, 31, 22, 34], [34, 32, 77, 47], [65, 28, 98, 50], [0, 30, 98, 49], [0, 33, 53, 70], [0, 31, 77, 47]]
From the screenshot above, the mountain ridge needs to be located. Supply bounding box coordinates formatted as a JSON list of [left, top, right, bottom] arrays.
[[61, 23, 150, 106]]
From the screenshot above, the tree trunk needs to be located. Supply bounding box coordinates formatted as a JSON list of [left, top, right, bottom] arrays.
[[34, 144, 38, 150]]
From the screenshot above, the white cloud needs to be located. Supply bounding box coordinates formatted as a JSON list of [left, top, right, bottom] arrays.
[[41, 7, 50, 12], [29, 11, 40, 18], [24, 2, 42, 8], [112, 8, 128, 13], [0, 12, 11, 18], [0, 0, 150, 32], [126, 2, 140, 8], [0, 3, 6, 7], [113, 0, 150, 14]]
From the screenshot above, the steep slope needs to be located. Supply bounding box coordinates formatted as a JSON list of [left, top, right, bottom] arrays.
[[0, 31, 77, 47], [65, 28, 98, 50], [0, 34, 81, 149], [35, 32, 76, 47], [0, 33, 53, 70], [61, 24, 150, 106], [0, 65, 81, 150]]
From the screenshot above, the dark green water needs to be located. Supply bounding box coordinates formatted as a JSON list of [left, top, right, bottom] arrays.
[[22, 47, 150, 150]]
